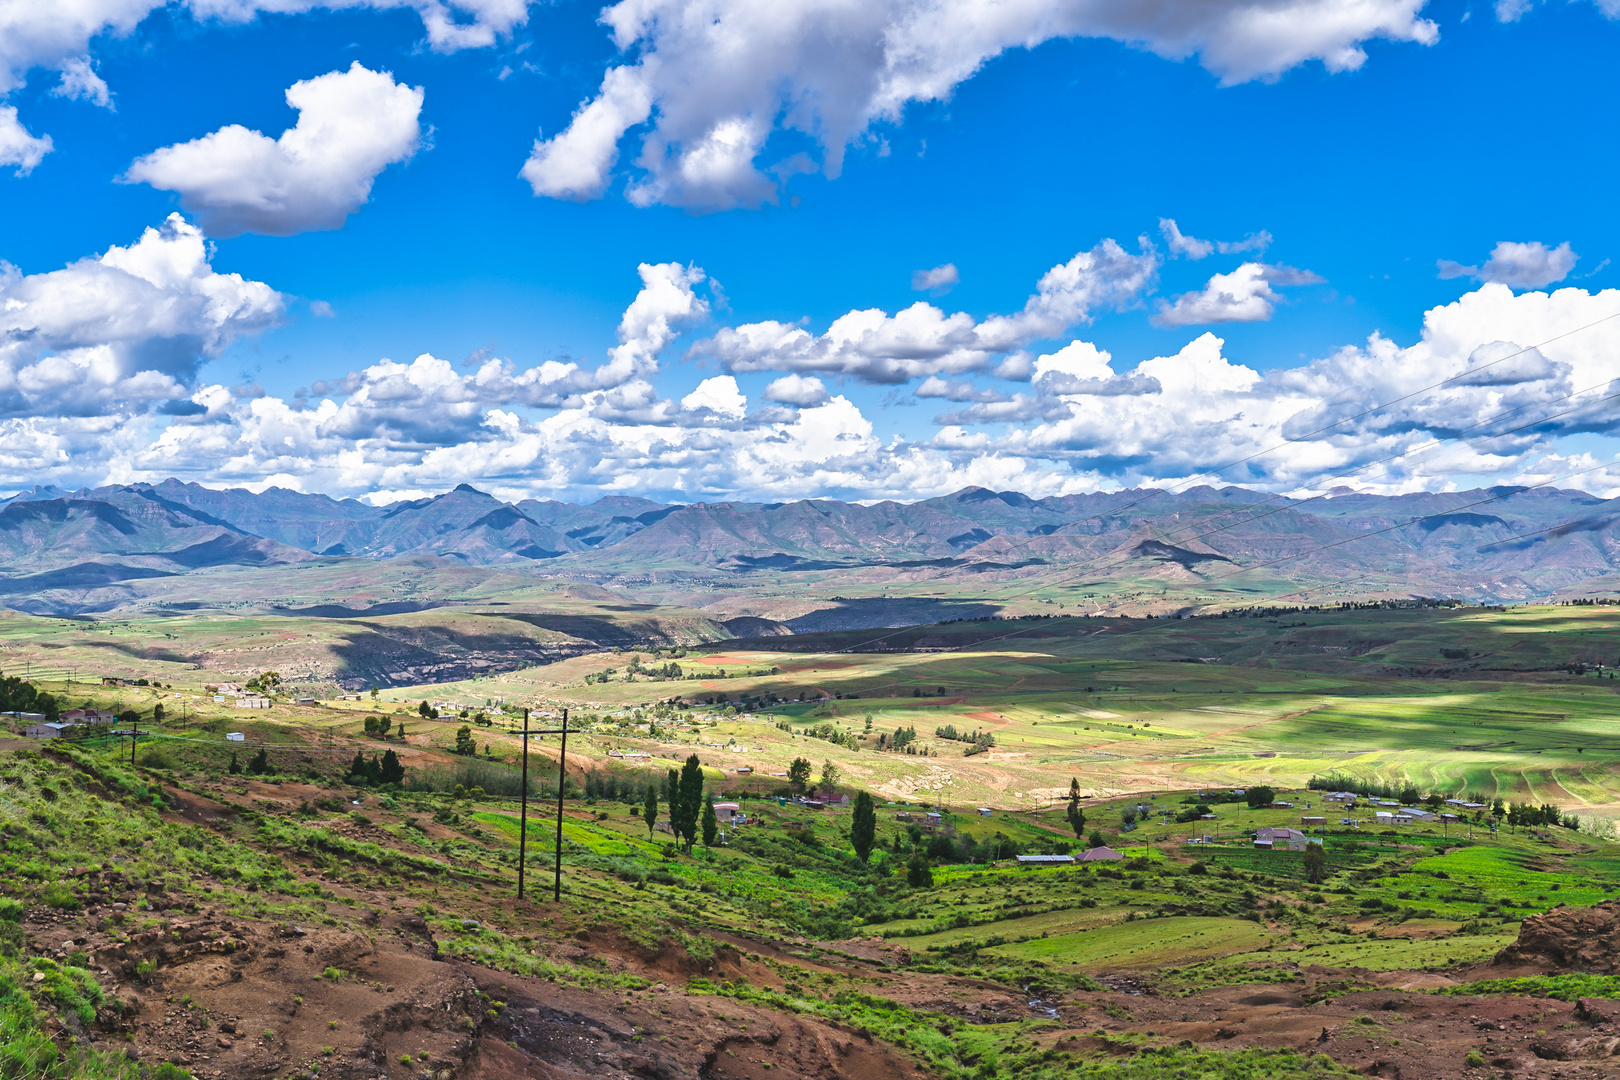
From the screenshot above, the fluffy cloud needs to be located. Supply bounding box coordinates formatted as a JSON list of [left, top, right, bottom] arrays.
[[1158, 218, 1271, 260], [52, 56, 111, 107], [523, 0, 1440, 210], [1151, 262, 1324, 328], [0, 1, 521, 163], [692, 239, 1157, 383], [0, 105, 51, 174], [0, 214, 284, 417], [944, 283, 1620, 497], [0, 1, 524, 99], [122, 63, 423, 237], [912, 264, 959, 294], [8, 238, 1620, 507], [681, 375, 747, 417], [763, 374, 830, 406], [1439, 241, 1579, 289]]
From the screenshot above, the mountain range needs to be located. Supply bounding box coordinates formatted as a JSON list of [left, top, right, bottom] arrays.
[[3, 479, 1620, 615]]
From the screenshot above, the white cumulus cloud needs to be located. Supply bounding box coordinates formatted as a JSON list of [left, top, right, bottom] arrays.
[[123, 62, 424, 238], [522, 0, 1441, 210], [0, 214, 285, 417], [1152, 262, 1324, 328], [0, 105, 51, 174], [763, 374, 830, 406], [693, 239, 1157, 384], [1439, 241, 1579, 289], [682, 375, 747, 417]]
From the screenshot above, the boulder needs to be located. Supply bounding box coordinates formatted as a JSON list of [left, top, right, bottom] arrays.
[[1494, 901, 1620, 972]]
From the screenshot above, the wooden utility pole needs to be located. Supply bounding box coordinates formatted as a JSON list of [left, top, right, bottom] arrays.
[[507, 708, 570, 901], [111, 721, 149, 765]]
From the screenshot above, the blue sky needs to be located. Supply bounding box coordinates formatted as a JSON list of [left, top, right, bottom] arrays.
[[0, 0, 1617, 503]]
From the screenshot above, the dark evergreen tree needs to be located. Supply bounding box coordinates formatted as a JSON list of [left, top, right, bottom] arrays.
[[701, 796, 718, 848], [246, 748, 270, 776], [673, 754, 704, 851], [227, 751, 241, 776], [643, 786, 658, 837], [379, 749, 405, 785], [851, 791, 877, 864]]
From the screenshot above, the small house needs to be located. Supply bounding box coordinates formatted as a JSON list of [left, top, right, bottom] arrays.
[[1255, 827, 1307, 851], [978, 807, 993, 817], [25, 721, 74, 738], [1079, 846, 1123, 861], [1016, 854, 1075, 865], [239, 697, 272, 710], [713, 802, 743, 823], [1301, 816, 1326, 827], [295, 696, 316, 705], [225, 732, 246, 742], [735, 766, 753, 774], [100, 677, 124, 687]]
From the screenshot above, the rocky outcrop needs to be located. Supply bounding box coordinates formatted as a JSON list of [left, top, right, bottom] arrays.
[[1494, 901, 1620, 971]]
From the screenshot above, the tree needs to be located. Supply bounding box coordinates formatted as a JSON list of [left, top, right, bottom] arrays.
[[152, 703, 165, 722], [396, 723, 407, 741], [851, 791, 877, 864], [673, 754, 704, 851], [665, 768, 679, 805], [347, 750, 367, 783], [643, 786, 659, 837], [419, 700, 433, 718], [379, 749, 405, 785], [906, 852, 933, 888], [787, 757, 812, 792], [1088, 830, 1105, 850], [1491, 798, 1507, 824], [455, 725, 475, 756], [227, 751, 241, 776], [820, 760, 841, 789], [1065, 778, 1087, 838], [1246, 786, 1276, 809], [246, 748, 270, 776], [363, 716, 379, 735], [701, 796, 719, 848], [375, 715, 390, 737], [259, 671, 280, 691], [1303, 842, 1327, 884], [370, 686, 380, 703]]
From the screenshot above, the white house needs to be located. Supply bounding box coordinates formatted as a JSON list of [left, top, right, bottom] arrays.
[[226, 732, 246, 742], [713, 802, 744, 823]]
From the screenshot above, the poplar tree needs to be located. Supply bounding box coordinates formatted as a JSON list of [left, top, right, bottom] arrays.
[[701, 796, 719, 848], [851, 791, 877, 864], [674, 754, 704, 851], [643, 786, 658, 837], [1066, 778, 1087, 838]]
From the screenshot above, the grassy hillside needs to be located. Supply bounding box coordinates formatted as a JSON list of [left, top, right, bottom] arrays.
[[4, 711, 1619, 1080]]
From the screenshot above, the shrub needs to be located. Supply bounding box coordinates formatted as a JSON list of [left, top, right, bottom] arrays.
[[40, 883, 78, 910], [322, 967, 349, 981]]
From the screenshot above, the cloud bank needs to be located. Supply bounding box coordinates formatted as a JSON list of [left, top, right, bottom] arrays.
[[1, 220, 1618, 507]]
